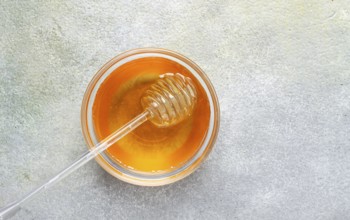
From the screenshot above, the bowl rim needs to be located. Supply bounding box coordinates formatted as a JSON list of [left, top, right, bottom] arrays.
[[81, 48, 220, 186]]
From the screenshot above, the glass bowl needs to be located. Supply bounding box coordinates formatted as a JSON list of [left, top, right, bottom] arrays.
[[81, 48, 220, 186]]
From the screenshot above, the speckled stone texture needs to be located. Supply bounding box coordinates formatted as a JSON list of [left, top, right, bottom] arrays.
[[1, 1, 350, 219]]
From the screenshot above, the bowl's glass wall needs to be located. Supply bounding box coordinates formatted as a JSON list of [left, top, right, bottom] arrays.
[[81, 48, 220, 186]]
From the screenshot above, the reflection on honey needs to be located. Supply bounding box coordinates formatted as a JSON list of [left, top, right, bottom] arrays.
[[92, 57, 210, 172]]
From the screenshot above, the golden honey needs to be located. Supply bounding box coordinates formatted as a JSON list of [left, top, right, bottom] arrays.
[[92, 57, 210, 172]]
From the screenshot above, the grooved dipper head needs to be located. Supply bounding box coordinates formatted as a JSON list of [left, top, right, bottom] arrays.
[[141, 73, 197, 127]]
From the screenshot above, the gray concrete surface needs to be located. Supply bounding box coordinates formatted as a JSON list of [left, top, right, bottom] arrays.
[[1, 0, 350, 219]]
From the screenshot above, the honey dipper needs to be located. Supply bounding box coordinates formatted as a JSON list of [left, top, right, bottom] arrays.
[[0, 73, 197, 219]]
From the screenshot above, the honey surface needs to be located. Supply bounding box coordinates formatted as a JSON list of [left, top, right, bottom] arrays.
[[92, 57, 210, 172]]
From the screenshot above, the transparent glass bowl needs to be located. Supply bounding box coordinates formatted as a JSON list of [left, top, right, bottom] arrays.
[[81, 48, 220, 186]]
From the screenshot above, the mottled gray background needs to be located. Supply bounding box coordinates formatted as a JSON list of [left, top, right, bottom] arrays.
[[1, 0, 350, 219]]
